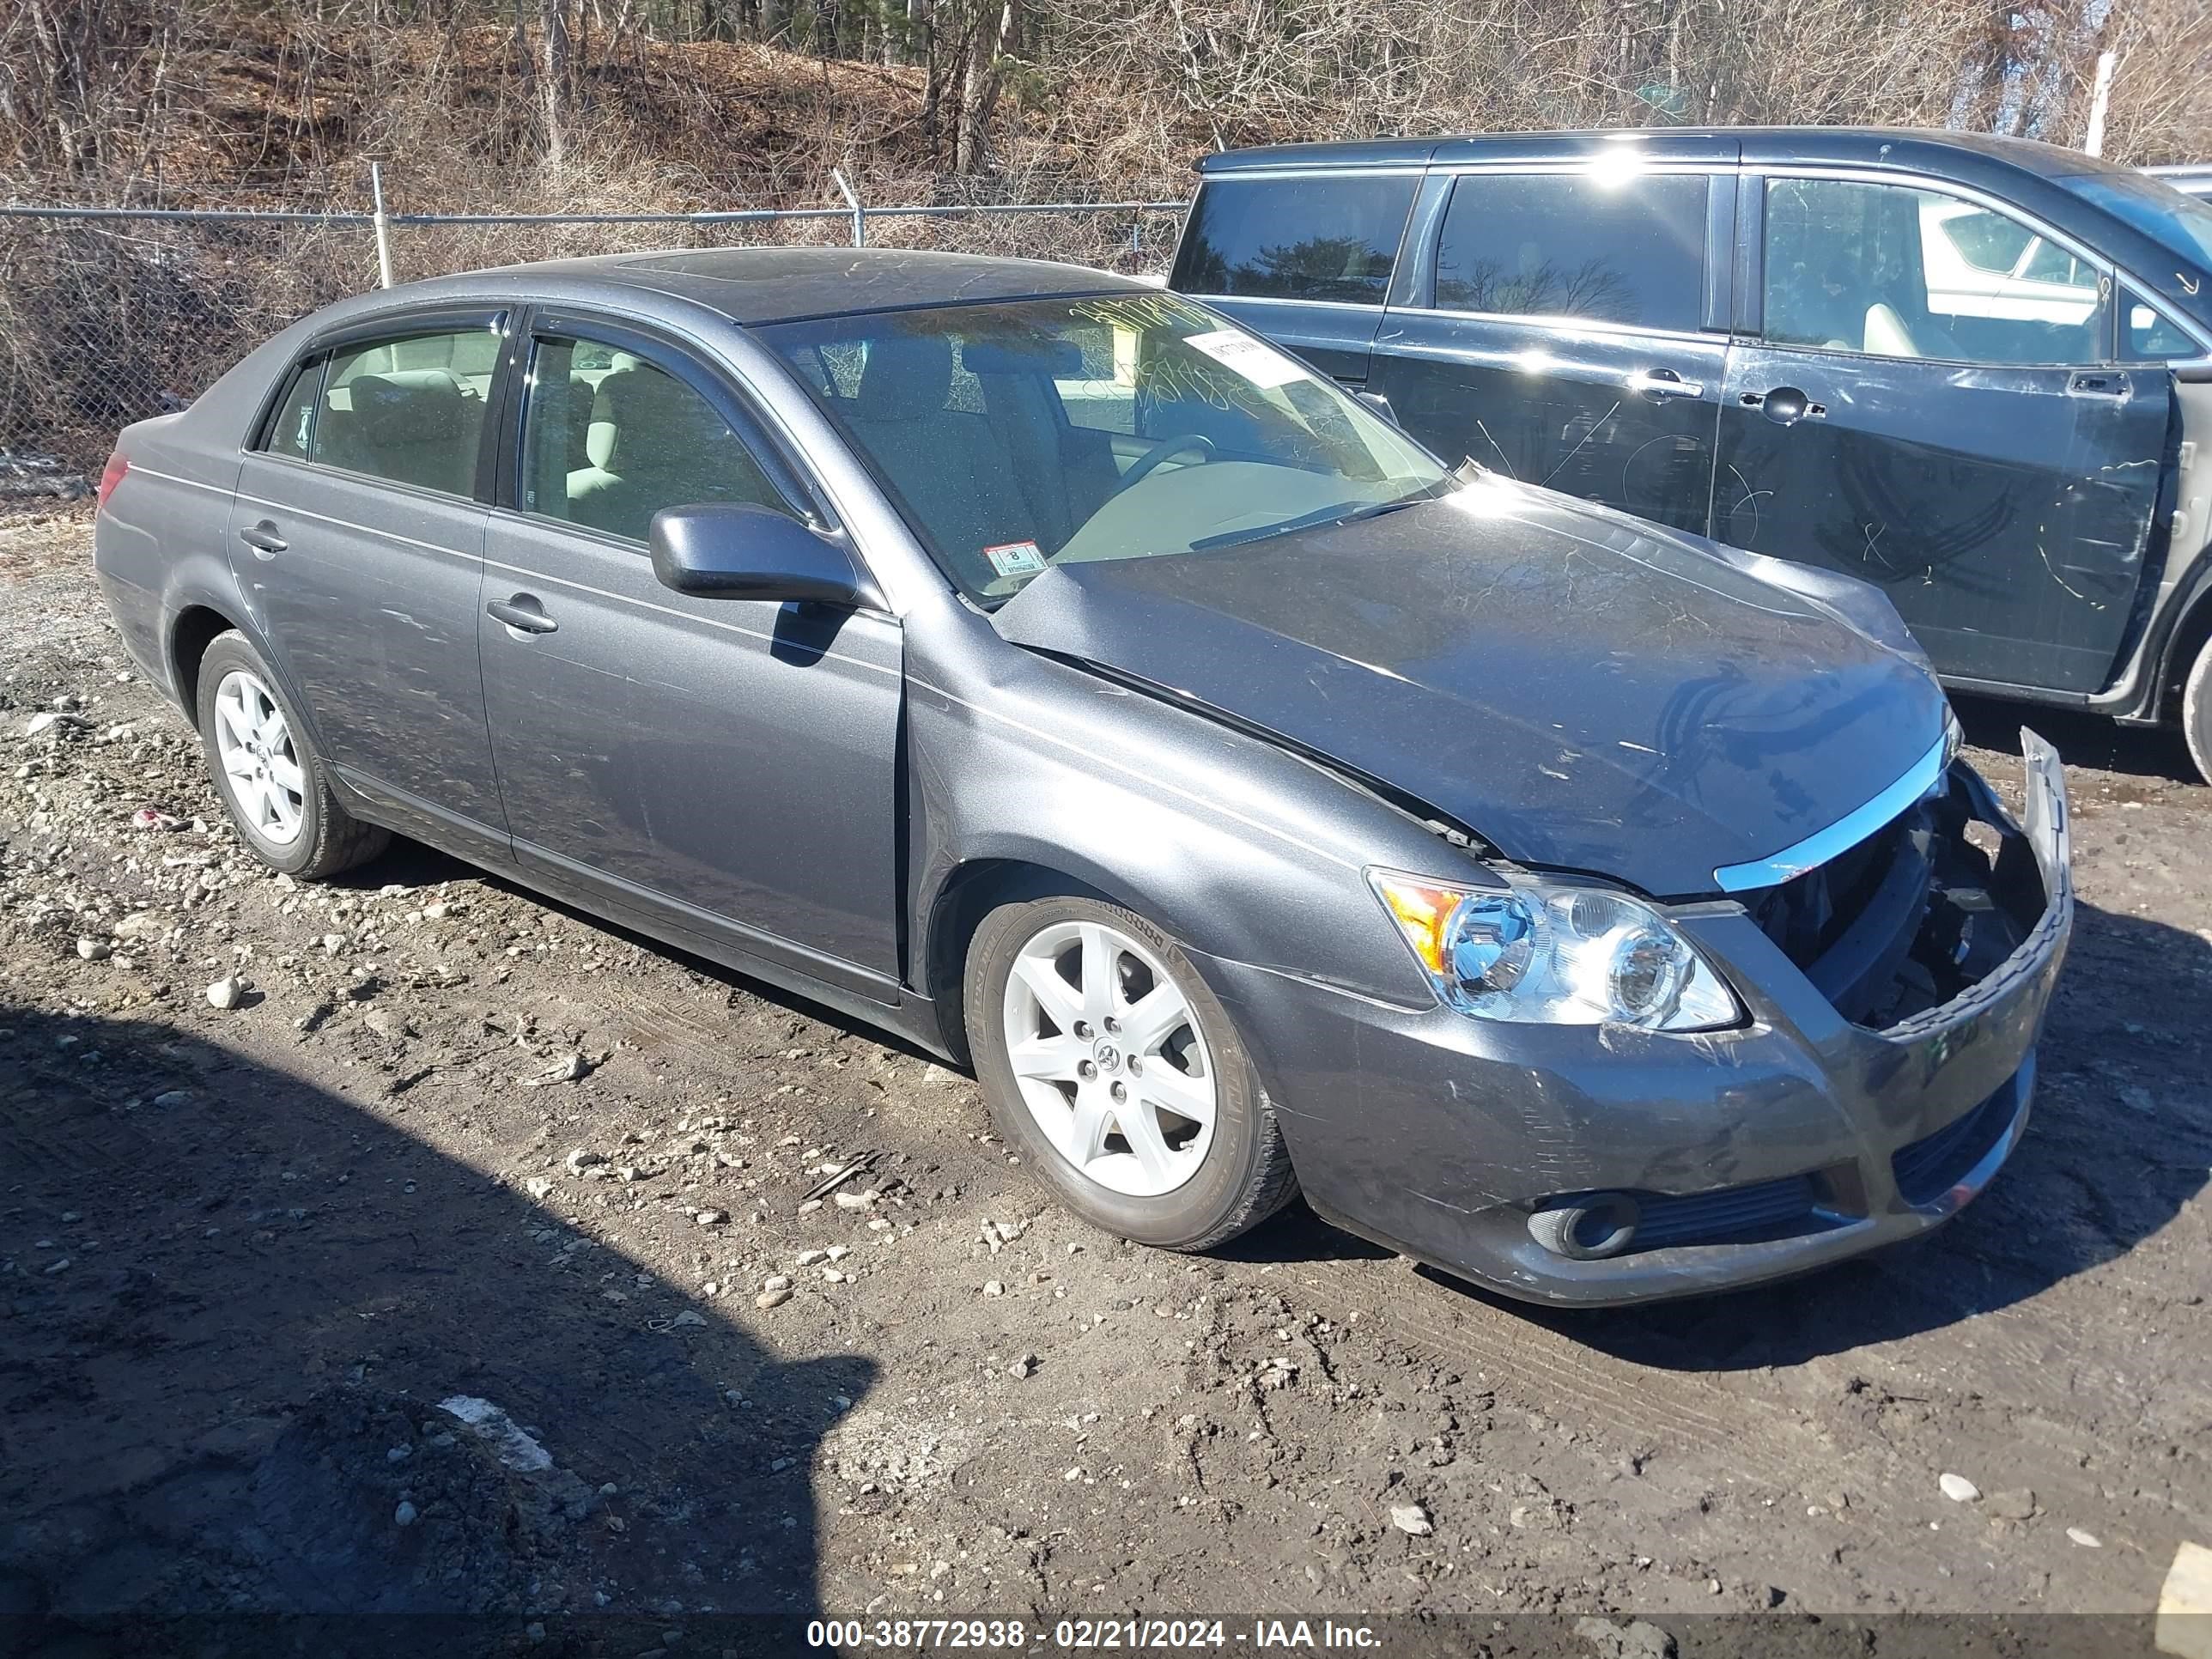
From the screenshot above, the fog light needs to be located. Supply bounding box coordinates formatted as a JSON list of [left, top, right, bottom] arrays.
[[1528, 1193, 1640, 1261]]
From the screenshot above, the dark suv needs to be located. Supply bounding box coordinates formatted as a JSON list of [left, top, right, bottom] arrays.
[[1168, 128, 2212, 779]]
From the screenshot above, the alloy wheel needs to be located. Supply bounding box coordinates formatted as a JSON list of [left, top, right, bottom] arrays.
[[999, 919, 1218, 1197], [211, 668, 306, 848]]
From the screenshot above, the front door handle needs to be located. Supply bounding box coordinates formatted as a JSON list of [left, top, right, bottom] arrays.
[[1626, 368, 1705, 401], [2067, 373, 2130, 402], [486, 595, 557, 635], [238, 521, 288, 557], [1741, 386, 1826, 425]]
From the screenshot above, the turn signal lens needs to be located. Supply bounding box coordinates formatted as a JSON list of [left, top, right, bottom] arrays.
[[1373, 878, 1462, 976], [1367, 869, 1742, 1032]]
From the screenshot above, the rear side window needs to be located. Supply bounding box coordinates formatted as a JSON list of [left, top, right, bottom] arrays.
[[1432, 172, 1709, 331], [311, 325, 500, 495], [1172, 175, 1416, 307], [260, 359, 321, 459]]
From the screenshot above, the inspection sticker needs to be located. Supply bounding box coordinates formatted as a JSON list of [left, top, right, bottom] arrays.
[[982, 539, 1048, 578], [1182, 328, 1310, 389]]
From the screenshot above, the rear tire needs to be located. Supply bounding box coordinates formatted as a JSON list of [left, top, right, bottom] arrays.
[[2185, 632, 2212, 787], [963, 893, 1298, 1251], [194, 630, 389, 880]]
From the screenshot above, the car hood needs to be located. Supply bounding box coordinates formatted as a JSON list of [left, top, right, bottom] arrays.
[[991, 483, 1948, 897]]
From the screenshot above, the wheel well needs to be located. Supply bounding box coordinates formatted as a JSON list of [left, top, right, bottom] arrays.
[[169, 605, 238, 716], [2165, 588, 2212, 712], [922, 859, 1108, 1064]]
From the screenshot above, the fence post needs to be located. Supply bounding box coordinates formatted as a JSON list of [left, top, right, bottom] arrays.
[[369, 161, 396, 289], [832, 168, 865, 248], [2082, 50, 2118, 157]]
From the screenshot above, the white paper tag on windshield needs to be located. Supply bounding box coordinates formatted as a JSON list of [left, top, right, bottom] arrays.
[[983, 539, 1047, 579], [1182, 329, 1310, 389]]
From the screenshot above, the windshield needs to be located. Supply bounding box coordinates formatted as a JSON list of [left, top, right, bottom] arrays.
[[2060, 170, 2212, 270], [759, 293, 1451, 603]]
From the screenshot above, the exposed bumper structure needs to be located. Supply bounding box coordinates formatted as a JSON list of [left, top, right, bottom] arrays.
[[1200, 736, 2073, 1306]]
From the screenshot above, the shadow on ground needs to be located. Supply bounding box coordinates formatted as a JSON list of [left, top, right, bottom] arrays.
[[1388, 896, 2212, 1365], [1952, 692, 2202, 786], [0, 1002, 870, 1653]]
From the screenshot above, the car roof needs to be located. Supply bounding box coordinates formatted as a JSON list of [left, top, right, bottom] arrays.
[[1193, 126, 2118, 180], [425, 246, 1149, 327]]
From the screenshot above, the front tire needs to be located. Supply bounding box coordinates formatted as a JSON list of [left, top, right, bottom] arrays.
[[2185, 631, 2212, 786], [963, 894, 1298, 1251], [194, 630, 388, 879]]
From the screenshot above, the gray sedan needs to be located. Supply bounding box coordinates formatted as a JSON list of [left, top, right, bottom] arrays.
[[90, 248, 2071, 1304]]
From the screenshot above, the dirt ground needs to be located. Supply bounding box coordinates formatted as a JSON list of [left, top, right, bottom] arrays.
[[2, 508, 2208, 1654]]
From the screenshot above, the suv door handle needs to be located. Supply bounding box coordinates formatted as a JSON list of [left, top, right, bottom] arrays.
[[2067, 373, 2129, 401], [486, 595, 557, 635], [1741, 386, 1826, 425], [237, 521, 288, 557], [1626, 368, 1705, 401]]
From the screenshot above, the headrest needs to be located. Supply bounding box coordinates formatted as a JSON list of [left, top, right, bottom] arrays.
[[345, 370, 468, 444], [853, 334, 954, 420], [586, 367, 728, 475]]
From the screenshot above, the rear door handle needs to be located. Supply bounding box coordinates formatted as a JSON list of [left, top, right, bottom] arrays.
[[1626, 368, 1705, 401], [2067, 373, 2130, 401], [486, 595, 557, 635], [238, 521, 288, 557]]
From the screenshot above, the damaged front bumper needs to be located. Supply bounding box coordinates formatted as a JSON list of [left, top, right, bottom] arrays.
[[1197, 735, 2074, 1307]]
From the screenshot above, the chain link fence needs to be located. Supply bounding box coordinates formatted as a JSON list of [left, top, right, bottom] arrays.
[[0, 191, 1188, 498]]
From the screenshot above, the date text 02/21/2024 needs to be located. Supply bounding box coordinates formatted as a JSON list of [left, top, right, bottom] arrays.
[[805, 1620, 1384, 1650]]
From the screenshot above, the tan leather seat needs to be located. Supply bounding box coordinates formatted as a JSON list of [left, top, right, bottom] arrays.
[[841, 335, 1042, 589], [565, 362, 777, 543], [318, 369, 477, 494], [1863, 303, 1922, 359]]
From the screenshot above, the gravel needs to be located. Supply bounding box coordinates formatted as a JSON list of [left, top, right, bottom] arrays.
[[2, 526, 2206, 1629]]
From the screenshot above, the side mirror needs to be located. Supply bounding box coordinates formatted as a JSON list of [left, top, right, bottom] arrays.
[[648, 502, 879, 608]]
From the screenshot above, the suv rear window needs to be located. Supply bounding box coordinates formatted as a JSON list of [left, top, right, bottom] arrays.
[[1172, 175, 1416, 307], [1432, 171, 1709, 331]]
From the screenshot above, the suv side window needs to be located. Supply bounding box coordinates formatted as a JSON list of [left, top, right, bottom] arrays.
[[520, 334, 795, 544], [311, 325, 499, 495], [1764, 177, 2109, 367], [1432, 171, 1709, 331], [1171, 175, 1417, 306]]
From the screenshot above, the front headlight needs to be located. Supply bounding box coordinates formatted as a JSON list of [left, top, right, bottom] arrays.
[[1368, 869, 1743, 1032]]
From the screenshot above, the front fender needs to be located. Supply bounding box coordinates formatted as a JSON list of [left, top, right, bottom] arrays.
[[903, 644, 1465, 1010]]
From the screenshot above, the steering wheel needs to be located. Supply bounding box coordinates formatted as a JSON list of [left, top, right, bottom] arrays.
[[1114, 432, 1214, 495]]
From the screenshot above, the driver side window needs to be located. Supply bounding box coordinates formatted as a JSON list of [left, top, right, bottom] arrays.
[[519, 335, 795, 545], [1764, 178, 2109, 368]]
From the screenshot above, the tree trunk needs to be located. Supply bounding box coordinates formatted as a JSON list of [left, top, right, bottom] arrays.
[[540, 0, 568, 166], [955, 0, 1012, 174], [921, 0, 942, 141]]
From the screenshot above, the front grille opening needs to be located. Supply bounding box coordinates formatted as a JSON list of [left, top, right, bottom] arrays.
[[1745, 769, 2040, 1030]]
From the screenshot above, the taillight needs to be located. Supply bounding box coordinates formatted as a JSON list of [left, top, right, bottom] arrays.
[[96, 452, 129, 514]]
